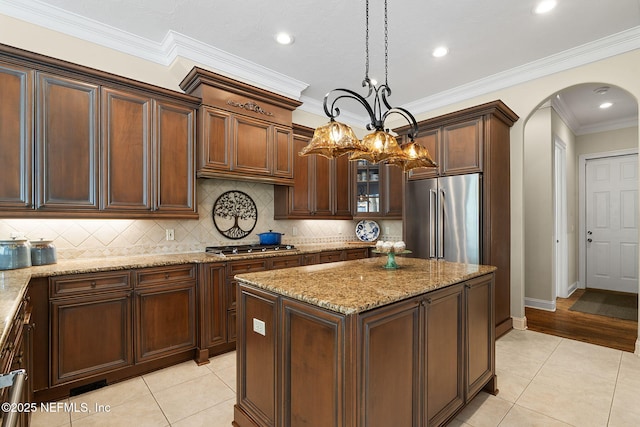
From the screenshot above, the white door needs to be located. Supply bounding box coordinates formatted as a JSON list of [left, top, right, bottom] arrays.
[[585, 154, 638, 293]]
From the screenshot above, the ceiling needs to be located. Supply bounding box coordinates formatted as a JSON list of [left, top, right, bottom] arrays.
[[4, 0, 640, 134]]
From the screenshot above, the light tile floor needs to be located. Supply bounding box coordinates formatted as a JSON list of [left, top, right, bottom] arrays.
[[30, 329, 640, 426]]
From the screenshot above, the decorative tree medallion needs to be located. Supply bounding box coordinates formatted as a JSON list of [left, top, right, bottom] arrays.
[[212, 191, 258, 239]]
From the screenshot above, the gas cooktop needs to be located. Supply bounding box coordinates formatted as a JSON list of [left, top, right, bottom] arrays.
[[205, 244, 296, 256]]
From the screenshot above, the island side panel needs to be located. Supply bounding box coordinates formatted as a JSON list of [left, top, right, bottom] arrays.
[[236, 286, 278, 426]]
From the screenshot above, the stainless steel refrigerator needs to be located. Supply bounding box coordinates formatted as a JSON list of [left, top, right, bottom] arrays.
[[404, 173, 481, 263]]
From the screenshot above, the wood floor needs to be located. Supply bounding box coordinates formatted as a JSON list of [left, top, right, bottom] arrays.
[[525, 289, 638, 353]]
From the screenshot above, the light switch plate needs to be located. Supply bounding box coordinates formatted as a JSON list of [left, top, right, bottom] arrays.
[[253, 318, 266, 336]]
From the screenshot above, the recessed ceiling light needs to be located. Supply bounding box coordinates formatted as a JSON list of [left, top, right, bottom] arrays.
[[599, 102, 613, 109], [534, 0, 557, 14], [275, 32, 294, 45], [432, 46, 449, 58]]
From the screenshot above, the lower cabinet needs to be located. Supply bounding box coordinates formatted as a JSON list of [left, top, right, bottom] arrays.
[[134, 265, 197, 363], [44, 265, 197, 397], [236, 272, 495, 427], [0, 294, 34, 427]]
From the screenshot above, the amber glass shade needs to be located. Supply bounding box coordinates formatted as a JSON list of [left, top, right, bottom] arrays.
[[349, 130, 404, 163], [386, 141, 437, 171], [299, 121, 363, 159]]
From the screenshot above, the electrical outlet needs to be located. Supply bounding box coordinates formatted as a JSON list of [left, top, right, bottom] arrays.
[[253, 318, 266, 336], [292, 226, 298, 236], [165, 229, 175, 241], [385, 227, 390, 235]]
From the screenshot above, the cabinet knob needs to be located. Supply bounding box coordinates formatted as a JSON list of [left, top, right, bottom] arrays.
[[90, 281, 97, 288], [165, 273, 170, 279], [426, 298, 432, 305]]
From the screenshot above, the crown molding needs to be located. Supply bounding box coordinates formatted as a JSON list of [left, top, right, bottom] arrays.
[[0, 0, 308, 100], [403, 26, 640, 117], [3, 0, 640, 116]]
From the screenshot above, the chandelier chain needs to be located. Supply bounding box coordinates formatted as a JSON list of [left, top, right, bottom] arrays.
[[384, 0, 388, 86], [365, 0, 370, 82]]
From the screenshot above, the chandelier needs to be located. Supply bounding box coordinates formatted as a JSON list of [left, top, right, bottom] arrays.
[[299, 0, 436, 172]]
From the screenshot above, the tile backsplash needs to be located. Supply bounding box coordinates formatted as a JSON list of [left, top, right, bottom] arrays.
[[0, 179, 403, 260]]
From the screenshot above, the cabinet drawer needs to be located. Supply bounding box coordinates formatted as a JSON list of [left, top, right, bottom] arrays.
[[50, 271, 131, 298], [318, 250, 344, 264], [227, 259, 268, 278], [345, 248, 369, 260], [302, 253, 319, 265], [135, 264, 196, 288], [268, 255, 302, 270]]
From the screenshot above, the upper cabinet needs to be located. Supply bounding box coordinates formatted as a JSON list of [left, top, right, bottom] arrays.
[[180, 67, 302, 186], [274, 124, 352, 219], [0, 44, 199, 218], [0, 60, 32, 209], [353, 160, 403, 219]]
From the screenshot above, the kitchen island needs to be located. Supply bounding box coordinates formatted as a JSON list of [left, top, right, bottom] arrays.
[[233, 257, 497, 427]]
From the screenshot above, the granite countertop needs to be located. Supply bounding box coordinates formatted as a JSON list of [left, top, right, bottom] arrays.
[[0, 242, 373, 350], [235, 257, 496, 314]]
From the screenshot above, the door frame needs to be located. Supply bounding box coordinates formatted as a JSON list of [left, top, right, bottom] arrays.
[[578, 148, 639, 289], [554, 137, 569, 298]]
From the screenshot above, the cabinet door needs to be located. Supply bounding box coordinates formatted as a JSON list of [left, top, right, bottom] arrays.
[[359, 298, 421, 427], [134, 282, 196, 362], [198, 106, 232, 172], [36, 73, 99, 210], [233, 115, 271, 175], [282, 298, 345, 427], [313, 154, 333, 216], [273, 125, 293, 178], [155, 100, 196, 214], [0, 61, 32, 209], [441, 119, 483, 175], [408, 129, 440, 180], [200, 263, 227, 349], [333, 153, 352, 217], [353, 160, 381, 216], [51, 291, 133, 385], [465, 274, 495, 398], [425, 284, 464, 426], [381, 163, 404, 218], [102, 87, 152, 211], [286, 133, 313, 216]]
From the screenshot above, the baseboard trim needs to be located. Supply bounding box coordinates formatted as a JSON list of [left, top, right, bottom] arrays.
[[512, 316, 527, 330], [525, 297, 557, 311], [635, 339, 640, 356]]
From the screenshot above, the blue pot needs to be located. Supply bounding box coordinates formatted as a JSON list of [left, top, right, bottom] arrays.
[[257, 230, 284, 245]]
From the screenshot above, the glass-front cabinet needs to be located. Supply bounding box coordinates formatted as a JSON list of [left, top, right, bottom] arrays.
[[353, 160, 403, 219]]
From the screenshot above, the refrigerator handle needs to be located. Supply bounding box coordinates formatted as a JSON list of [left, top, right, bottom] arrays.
[[429, 189, 437, 258], [438, 189, 445, 258]]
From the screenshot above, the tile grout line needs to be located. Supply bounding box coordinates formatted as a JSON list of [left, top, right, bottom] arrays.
[[605, 351, 624, 426]]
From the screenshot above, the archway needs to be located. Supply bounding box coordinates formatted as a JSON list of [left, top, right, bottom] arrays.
[[522, 82, 639, 352]]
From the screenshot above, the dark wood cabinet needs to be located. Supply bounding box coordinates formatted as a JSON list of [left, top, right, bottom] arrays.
[[353, 160, 403, 219], [274, 124, 352, 219], [36, 72, 100, 211], [360, 297, 421, 427], [102, 87, 152, 211], [0, 43, 199, 219], [403, 118, 482, 180], [180, 67, 301, 185], [198, 263, 227, 363], [397, 100, 518, 337], [0, 60, 32, 210], [236, 271, 496, 427], [49, 271, 133, 385], [155, 100, 196, 215], [134, 265, 197, 363], [425, 284, 465, 426], [465, 274, 496, 398]]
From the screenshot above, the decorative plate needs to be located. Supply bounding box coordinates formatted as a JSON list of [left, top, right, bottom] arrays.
[[212, 191, 258, 239], [355, 219, 380, 242]]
